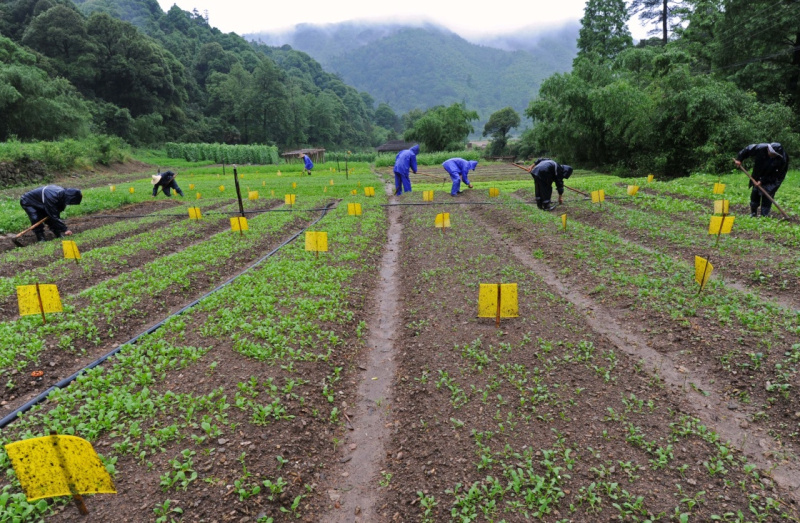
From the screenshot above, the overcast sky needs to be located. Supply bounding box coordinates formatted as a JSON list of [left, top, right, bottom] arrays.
[[155, 0, 650, 40]]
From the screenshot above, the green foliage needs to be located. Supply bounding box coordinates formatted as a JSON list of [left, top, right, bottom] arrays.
[[0, 135, 129, 171], [404, 103, 478, 151], [577, 0, 633, 63], [483, 107, 520, 156], [164, 142, 279, 165]]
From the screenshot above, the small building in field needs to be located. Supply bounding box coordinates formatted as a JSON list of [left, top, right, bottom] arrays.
[[376, 140, 416, 153], [282, 148, 325, 163]]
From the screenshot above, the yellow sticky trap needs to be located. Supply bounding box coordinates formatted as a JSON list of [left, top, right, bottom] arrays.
[[230, 217, 248, 232], [109, 185, 115, 192], [4, 435, 116, 502], [561, 213, 567, 231], [128, 187, 134, 194], [364, 187, 375, 197], [285, 194, 296, 205], [17, 284, 62, 317], [489, 188, 499, 198], [647, 174, 654, 183], [695, 256, 713, 290], [330, 179, 334, 185], [62, 241, 80, 260], [262, 181, 266, 186], [305, 231, 328, 252], [713, 183, 725, 194], [478, 284, 519, 319], [189, 184, 195, 190], [423, 190, 434, 202], [350, 189, 358, 195], [324, 187, 327, 193], [277, 170, 282, 176], [188, 207, 202, 220], [196, 192, 201, 200], [714, 200, 730, 215], [348, 203, 362, 216], [627, 185, 639, 196], [219, 185, 225, 192], [292, 182, 297, 189], [708, 215, 735, 235], [591, 189, 605, 203], [435, 213, 451, 228], [248, 191, 259, 201]]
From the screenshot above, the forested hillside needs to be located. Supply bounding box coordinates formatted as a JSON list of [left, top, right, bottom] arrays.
[[0, 0, 390, 148], [247, 23, 577, 122]]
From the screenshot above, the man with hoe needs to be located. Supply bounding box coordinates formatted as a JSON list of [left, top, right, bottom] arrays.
[[151, 170, 184, 197], [528, 158, 573, 211], [393, 144, 419, 195], [18, 185, 83, 242], [442, 157, 478, 196], [734, 142, 789, 218]]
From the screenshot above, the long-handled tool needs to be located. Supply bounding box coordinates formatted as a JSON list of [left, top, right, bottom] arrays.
[[510, 163, 590, 197], [736, 163, 790, 220], [411, 171, 448, 183], [7, 217, 48, 247]]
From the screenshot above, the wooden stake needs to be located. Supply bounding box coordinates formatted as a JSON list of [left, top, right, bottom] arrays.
[[35, 283, 46, 324], [495, 284, 501, 328]]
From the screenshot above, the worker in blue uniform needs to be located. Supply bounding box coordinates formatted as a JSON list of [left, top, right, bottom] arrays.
[[393, 144, 419, 195], [442, 158, 478, 196]]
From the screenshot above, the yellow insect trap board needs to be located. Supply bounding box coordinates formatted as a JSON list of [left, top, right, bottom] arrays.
[[713, 200, 730, 215], [196, 192, 202, 200], [423, 190, 434, 202], [17, 284, 62, 317], [305, 231, 328, 252], [708, 215, 735, 235], [350, 189, 358, 195], [489, 188, 499, 197], [109, 185, 115, 192], [188, 207, 202, 220], [348, 203, 362, 216], [230, 217, 248, 232], [364, 187, 376, 197], [647, 174, 654, 183], [627, 185, 639, 196], [285, 194, 296, 205], [435, 213, 451, 228], [560, 213, 567, 231], [62, 241, 81, 260], [218, 185, 225, 192], [478, 284, 519, 326], [713, 183, 725, 194], [330, 179, 335, 185], [292, 182, 297, 189], [4, 435, 116, 502], [189, 184, 195, 190], [694, 256, 714, 291], [128, 187, 135, 194], [591, 189, 605, 203], [248, 191, 259, 201]]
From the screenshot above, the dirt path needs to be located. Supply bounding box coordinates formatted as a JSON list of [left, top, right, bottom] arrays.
[[326, 185, 402, 522], [469, 203, 800, 504]]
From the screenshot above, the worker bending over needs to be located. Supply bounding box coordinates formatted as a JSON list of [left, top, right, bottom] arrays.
[[152, 170, 184, 197], [529, 158, 573, 211], [442, 157, 478, 196], [734, 143, 789, 217], [19, 185, 83, 242]]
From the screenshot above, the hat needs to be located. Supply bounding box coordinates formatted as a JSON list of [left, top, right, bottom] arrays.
[[562, 165, 574, 179], [151, 174, 162, 185], [767, 143, 783, 156]]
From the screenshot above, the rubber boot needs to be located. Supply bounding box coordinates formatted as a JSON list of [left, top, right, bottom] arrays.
[[761, 207, 771, 218], [750, 204, 758, 217], [35, 230, 46, 242]]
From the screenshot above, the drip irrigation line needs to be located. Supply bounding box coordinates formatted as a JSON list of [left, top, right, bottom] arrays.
[[0, 202, 336, 430], [78, 207, 334, 219]]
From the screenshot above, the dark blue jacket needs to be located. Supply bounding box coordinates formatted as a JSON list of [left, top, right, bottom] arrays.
[[20, 185, 82, 233], [531, 159, 573, 195], [394, 145, 420, 175], [736, 143, 789, 191]]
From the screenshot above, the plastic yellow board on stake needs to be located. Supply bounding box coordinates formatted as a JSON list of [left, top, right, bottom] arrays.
[[561, 213, 567, 231], [219, 185, 225, 192], [109, 185, 115, 192], [708, 215, 735, 235], [350, 189, 358, 195], [285, 194, 296, 205], [277, 170, 282, 176], [591, 189, 605, 203], [627, 185, 640, 196], [188, 207, 202, 220], [262, 181, 266, 187], [348, 203, 362, 216], [248, 191, 259, 201], [714, 200, 730, 215], [647, 174, 654, 183], [364, 187, 375, 197], [695, 256, 713, 291], [62, 241, 80, 260], [17, 284, 62, 317], [423, 190, 434, 202], [271, 190, 275, 197], [4, 435, 116, 502], [489, 188, 499, 198], [305, 231, 328, 252], [128, 187, 134, 194], [292, 182, 297, 189], [713, 182, 725, 194], [196, 192, 201, 200], [189, 184, 195, 190], [324, 187, 327, 193], [478, 284, 519, 320], [435, 213, 451, 228], [330, 179, 334, 185], [230, 217, 248, 232]]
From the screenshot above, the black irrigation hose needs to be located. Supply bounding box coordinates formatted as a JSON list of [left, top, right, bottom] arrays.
[[0, 202, 337, 429]]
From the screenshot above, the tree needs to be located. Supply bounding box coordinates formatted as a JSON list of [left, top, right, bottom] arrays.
[[375, 103, 400, 131], [629, 0, 686, 44], [404, 103, 478, 151], [483, 107, 520, 156], [577, 0, 633, 63]]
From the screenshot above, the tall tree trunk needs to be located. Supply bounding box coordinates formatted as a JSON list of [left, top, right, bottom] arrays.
[[662, 0, 668, 43], [790, 31, 800, 108]]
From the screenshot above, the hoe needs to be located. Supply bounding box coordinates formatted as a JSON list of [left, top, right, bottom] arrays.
[[7, 217, 48, 247]]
